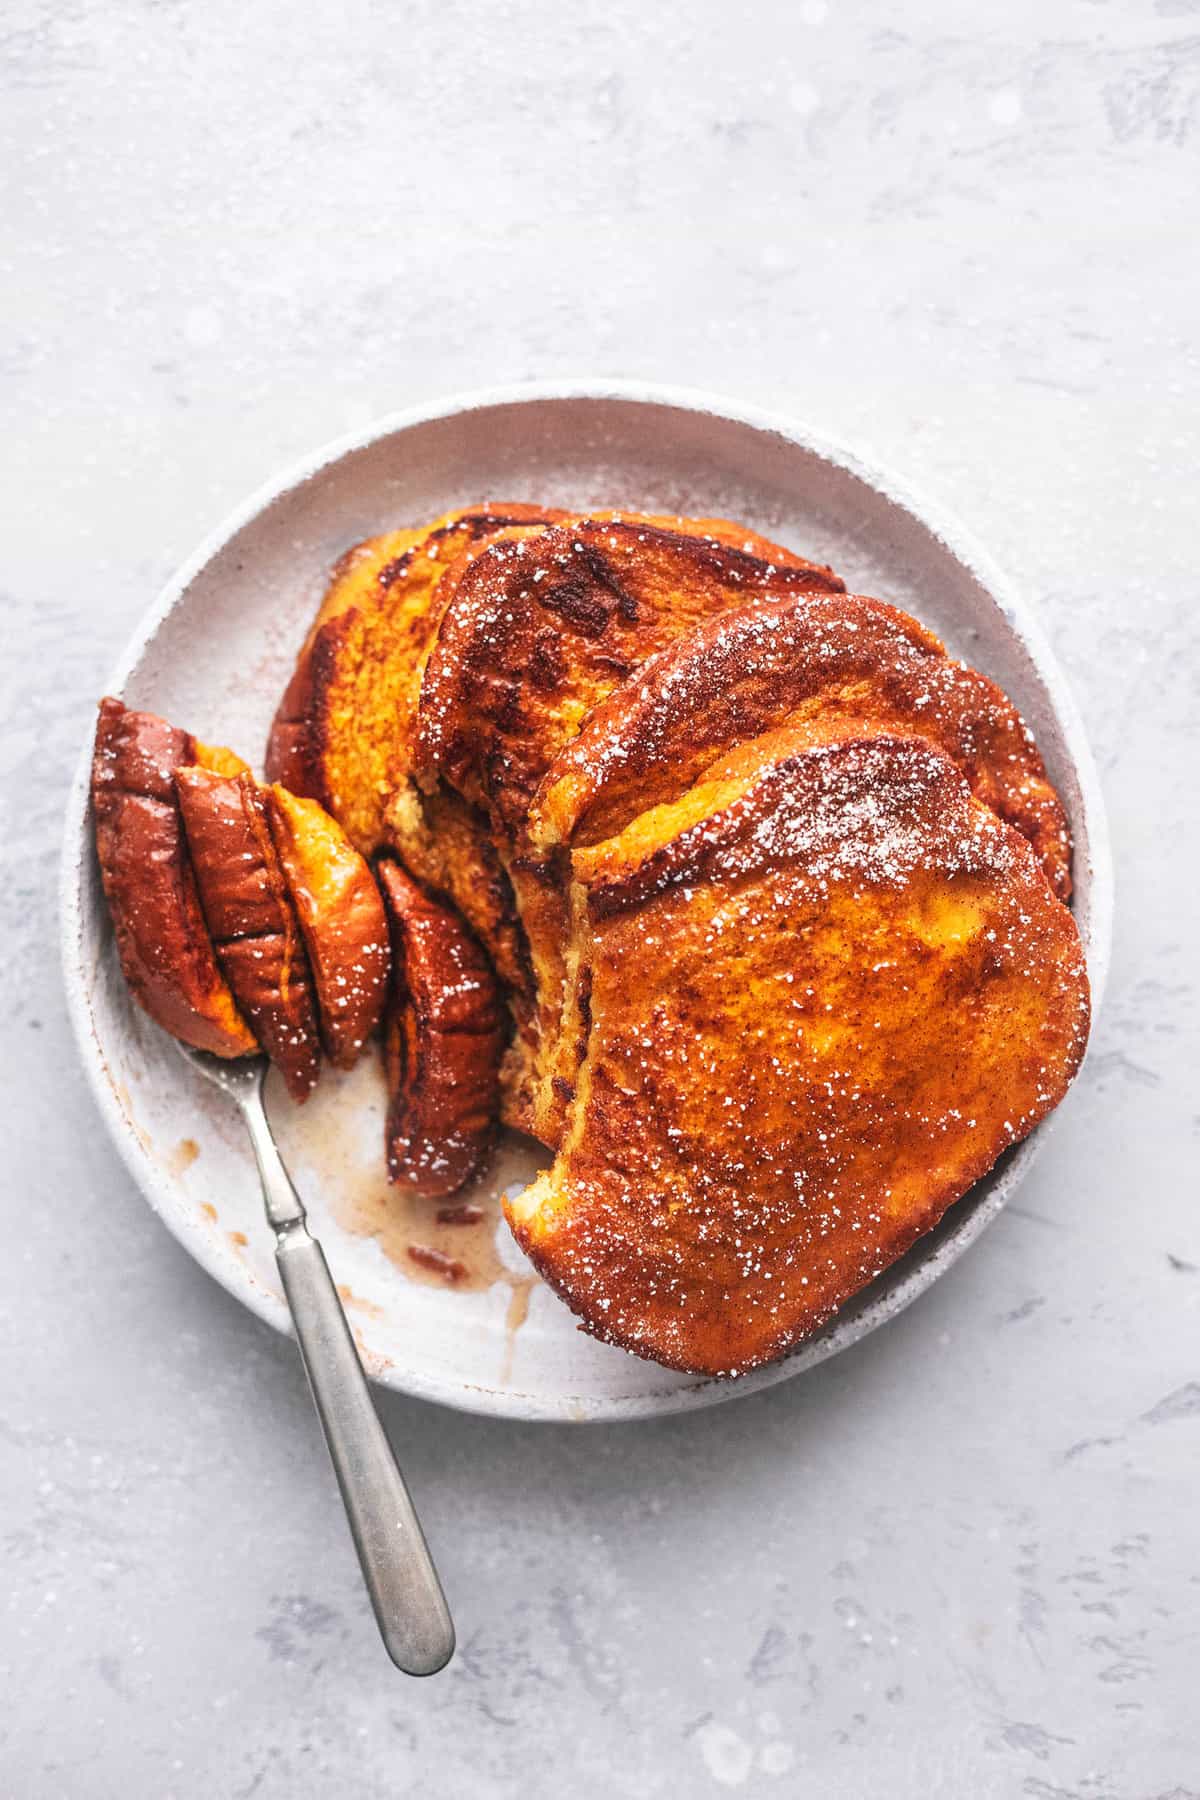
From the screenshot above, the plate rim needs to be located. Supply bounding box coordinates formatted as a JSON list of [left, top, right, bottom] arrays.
[[59, 377, 1114, 1422]]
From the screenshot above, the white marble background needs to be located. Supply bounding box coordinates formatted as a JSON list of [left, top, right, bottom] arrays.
[[2, 1, 1197, 1794]]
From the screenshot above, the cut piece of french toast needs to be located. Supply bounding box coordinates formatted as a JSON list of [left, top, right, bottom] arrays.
[[265, 505, 567, 856], [506, 729, 1090, 1376], [383, 777, 541, 1136], [376, 860, 506, 1199], [382, 780, 527, 992], [90, 699, 258, 1059], [412, 518, 846, 1139], [175, 767, 322, 1101], [266, 786, 390, 1069], [531, 589, 1073, 898]]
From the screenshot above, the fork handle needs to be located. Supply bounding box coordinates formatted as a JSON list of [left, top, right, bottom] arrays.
[[274, 1221, 455, 1675], [239, 1080, 454, 1674]]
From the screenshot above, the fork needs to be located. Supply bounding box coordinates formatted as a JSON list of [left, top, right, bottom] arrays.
[[176, 1045, 455, 1675]]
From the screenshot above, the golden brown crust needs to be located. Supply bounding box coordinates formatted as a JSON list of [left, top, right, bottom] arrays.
[[264, 529, 426, 806], [588, 511, 828, 572], [507, 732, 1090, 1376], [266, 786, 390, 1069], [90, 699, 257, 1059], [416, 518, 845, 829], [389, 512, 818, 981], [532, 590, 1073, 899], [376, 859, 506, 1199], [414, 518, 846, 1137], [265, 506, 566, 854], [175, 768, 321, 1101]]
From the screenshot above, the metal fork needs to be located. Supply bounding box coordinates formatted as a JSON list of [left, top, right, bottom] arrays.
[[176, 1046, 455, 1675]]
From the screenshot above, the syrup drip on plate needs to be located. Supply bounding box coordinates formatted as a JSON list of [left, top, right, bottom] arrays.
[[269, 1056, 548, 1376]]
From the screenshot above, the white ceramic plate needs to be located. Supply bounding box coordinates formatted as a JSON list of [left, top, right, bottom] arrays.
[[61, 382, 1112, 1422]]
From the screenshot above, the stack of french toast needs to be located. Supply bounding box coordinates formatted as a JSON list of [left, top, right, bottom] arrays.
[[92, 504, 1090, 1377]]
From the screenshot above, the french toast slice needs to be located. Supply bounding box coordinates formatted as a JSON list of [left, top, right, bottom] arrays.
[[265, 786, 390, 1069], [264, 527, 423, 806], [417, 518, 844, 828], [378, 514, 809, 983], [412, 518, 846, 1137], [530, 589, 1073, 899], [265, 505, 567, 855], [90, 699, 258, 1059], [376, 860, 505, 1199], [383, 777, 542, 1137], [506, 730, 1090, 1376], [175, 767, 321, 1101]]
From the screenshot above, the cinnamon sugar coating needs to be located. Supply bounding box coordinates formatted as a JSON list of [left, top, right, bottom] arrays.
[[532, 588, 1072, 900], [414, 517, 846, 1137], [377, 859, 506, 1200], [175, 767, 321, 1101], [508, 733, 1089, 1376], [90, 699, 257, 1059], [266, 785, 390, 1069]]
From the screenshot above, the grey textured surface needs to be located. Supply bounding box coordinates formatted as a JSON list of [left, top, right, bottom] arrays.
[[2, 0, 1196, 1794]]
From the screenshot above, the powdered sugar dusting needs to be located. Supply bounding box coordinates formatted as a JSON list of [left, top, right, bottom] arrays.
[[523, 729, 1089, 1375]]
